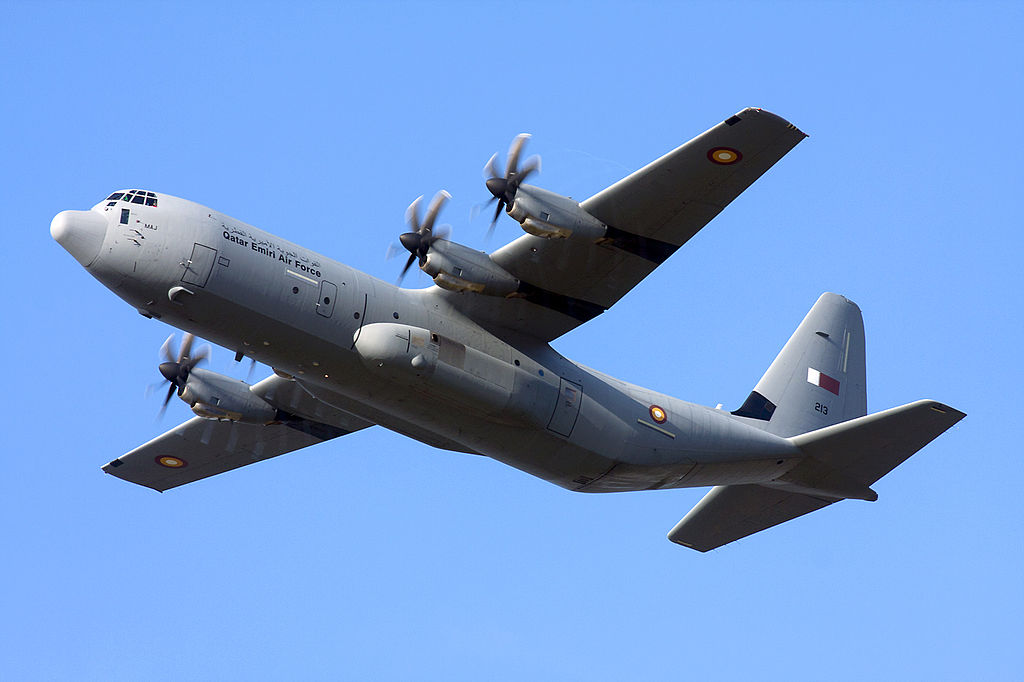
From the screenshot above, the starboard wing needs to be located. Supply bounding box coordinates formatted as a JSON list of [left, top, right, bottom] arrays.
[[102, 375, 374, 491], [439, 108, 806, 341]]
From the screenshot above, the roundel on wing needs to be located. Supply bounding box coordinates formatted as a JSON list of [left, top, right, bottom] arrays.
[[156, 455, 188, 468], [707, 147, 742, 165]]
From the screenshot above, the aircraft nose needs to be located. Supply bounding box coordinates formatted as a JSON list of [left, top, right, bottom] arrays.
[[51, 209, 108, 267]]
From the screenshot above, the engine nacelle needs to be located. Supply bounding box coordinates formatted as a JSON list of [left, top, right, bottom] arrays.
[[178, 367, 279, 424], [422, 239, 519, 296], [507, 184, 607, 240]]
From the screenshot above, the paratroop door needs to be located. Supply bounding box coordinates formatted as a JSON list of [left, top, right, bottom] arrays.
[[547, 378, 583, 437]]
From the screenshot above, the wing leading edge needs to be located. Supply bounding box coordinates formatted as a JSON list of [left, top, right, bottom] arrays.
[[439, 108, 806, 341]]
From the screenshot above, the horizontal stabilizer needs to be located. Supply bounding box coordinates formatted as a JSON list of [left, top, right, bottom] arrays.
[[669, 400, 965, 551], [668, 484, 834, 552], [788, 399, 965, 486]]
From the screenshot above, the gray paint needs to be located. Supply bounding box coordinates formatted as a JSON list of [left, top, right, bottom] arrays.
[[53, 109, 964, 550]]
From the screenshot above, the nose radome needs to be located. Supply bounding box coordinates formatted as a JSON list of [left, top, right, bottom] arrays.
[[51, 209, 107, 267]]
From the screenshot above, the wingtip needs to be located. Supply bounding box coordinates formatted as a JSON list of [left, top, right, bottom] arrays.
[[731, 107, 808, 138], [667, 534, 715, 552], [921, 400, 967, 422]]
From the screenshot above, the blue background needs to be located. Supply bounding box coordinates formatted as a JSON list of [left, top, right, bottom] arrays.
[[3, 2, 1021, 679]]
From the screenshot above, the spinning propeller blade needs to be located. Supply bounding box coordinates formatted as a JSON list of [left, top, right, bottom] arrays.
[[482, 133, 541, 234], [153, 332, 210, 416], [394, 190, 451, 284]]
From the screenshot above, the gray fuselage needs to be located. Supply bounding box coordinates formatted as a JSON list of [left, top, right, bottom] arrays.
[[75, 192, 800, 492]]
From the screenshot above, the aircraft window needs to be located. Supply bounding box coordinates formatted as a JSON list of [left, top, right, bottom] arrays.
[[120, 208, 130, 224], [110, 189, 157, 207], [107, 201, 117, 207]]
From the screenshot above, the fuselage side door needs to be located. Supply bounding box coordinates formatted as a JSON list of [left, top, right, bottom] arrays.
[[547, 378, 583, 437], [181, 243, 218, 287]]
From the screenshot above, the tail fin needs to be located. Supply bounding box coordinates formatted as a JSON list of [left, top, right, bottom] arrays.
[[732, 292, 866, 437]]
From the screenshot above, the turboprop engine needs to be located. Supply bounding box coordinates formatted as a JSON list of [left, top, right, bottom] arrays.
[[506, 184, 607, 240], [394, 190, 519, 296], [155, 333, 279, 424], [483, 133, 608, 240], [177, 368, 279, 424], [420, 238, 519, 295]]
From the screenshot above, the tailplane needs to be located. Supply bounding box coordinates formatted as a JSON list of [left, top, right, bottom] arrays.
[[732, 292, 866, 437], [669, 400, 965, 551]]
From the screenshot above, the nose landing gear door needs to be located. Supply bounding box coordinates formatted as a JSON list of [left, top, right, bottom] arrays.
[[316, 280, 337, 318]]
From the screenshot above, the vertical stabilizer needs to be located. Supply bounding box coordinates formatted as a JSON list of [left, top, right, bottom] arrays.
[[732, 293, 866, 437]]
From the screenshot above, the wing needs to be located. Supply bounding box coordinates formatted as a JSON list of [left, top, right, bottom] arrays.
[[438, 108, 806, 341], [102, 375, 374, 491]]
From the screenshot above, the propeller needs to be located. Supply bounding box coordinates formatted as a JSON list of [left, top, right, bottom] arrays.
[[394, 190, 451, 284], [482, 133, 541, 235], [156, 332, 210, 416]]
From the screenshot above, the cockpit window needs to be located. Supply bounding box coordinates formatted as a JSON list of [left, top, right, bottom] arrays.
[[109, 189, 158, 207]]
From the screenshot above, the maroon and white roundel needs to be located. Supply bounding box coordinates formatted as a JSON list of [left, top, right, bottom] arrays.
[[649, 405, 668, 423]]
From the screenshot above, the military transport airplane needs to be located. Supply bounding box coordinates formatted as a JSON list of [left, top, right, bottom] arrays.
[[51, 108, 964, 551]]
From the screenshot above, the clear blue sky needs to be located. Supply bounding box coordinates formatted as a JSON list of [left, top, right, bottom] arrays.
[[3, 2, 1021, 679]]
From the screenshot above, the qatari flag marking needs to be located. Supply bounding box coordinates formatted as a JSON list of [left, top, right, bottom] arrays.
[[807, 367, 841, 395]]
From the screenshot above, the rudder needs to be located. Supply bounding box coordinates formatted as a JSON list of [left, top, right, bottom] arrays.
[[732, 293, 866, 437]]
